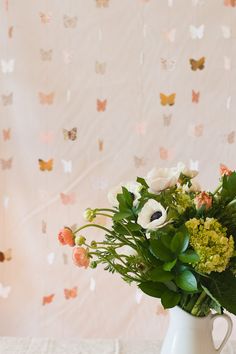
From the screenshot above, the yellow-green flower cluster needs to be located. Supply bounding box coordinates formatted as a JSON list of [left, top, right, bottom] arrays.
[[175, 191, 193, 214], [185, 218, 234, 274]]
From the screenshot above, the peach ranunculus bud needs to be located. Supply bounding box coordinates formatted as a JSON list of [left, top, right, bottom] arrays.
[[58, 227, 75, 247], [220, 163, 232, 177], [72, 247, 90, 268], [194, 192, 212, 210]]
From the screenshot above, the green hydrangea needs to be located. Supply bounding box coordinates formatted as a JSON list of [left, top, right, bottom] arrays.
[[175, 191, 193, 214], [185, 218, 234, 274]]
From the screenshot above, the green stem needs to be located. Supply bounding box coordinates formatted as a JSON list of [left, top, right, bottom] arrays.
[[95, 212, 113, 218], [213, 184, 222, 196], [95, 208, 116, 213], [191, 291, 207, 316]]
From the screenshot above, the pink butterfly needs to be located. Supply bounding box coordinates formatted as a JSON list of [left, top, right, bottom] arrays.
[[39, 12, 52, 24], [194, 124, 204, 137], [60, 192, 76, 205], [2, 92, 13, 106], [2, 128, 11, 141], [192, 90, 200, 103], [227, 131, 235, 144], [38, 92, 54, 105], [159, 147, 169, 160], [40, 132, 54, 144], [135, 121, 147, 136], [0, 158, 13, 170]]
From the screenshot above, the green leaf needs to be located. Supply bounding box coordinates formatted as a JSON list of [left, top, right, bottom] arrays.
[[113, 211, 133, 221], [150, 238, 175, 262], [149, 267, 174, 283], [126, 222, 142, 231], [161, 289, 181, 309], [122, 186, 133, 208], [178, 250, 200, 264], [138, 281, 167, 299], [221, 172, 236, 200], [117, 193, 127, 212], [201, 270, 236, 315], [175, 270, 198, 292], [163, 259, 177, 271], [171, 231, 189, 254], [136, 177, 148, 188]]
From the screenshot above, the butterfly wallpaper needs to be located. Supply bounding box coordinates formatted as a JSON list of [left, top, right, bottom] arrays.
[[0, 0, 236, 341]]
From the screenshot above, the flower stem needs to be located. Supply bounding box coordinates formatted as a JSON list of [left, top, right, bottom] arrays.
[[95, 212, 113, 218], [191, 291, 207, 316]]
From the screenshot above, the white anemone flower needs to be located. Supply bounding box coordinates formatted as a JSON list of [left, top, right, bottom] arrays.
[[137, 199, 167, 231], [107, 181, 142, 208]]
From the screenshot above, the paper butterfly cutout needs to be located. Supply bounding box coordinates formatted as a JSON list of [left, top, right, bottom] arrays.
[[8, 26, 13, 39], [224, 56, 231, 71], [38, 92, 54, 105], [2, 128, 11, 141], [63, 50, 73, 64], [64, 286, 78, 299], [189, 25, 205, 39], [227, 131, 235, 144], [1, 59, 15, 74], [96, 0, 110, 8], [135, 289, 143, 304], [97, 99, 107, 112], [40, 49, 53, 61], [42, 220, 47, 234], [2, 93, 13, 106], [135, 121, 147, 136], [194, 124, 204, 137], [40, 131, 54, 144], [221, 25, 231, 39], [63, 253, 68, 265], [163, 113, 172, 126], [160, 93, 176, 106], [0, 249, 12, 262], [226, 96, 231, 110], [98, 139, 104, 151], [159, 147, 169, 160], [224, 0, 236, 6], [38, 159, 53, 171], [61, 160, 72, 173], [63, 15, 78, 28], [47, 252, 55, 265], [3, 196, 9, 209], [0, 283, 11, 299], [42, 294, 55, 305], [192, 90, 200, 103], [190, 57, 205, 71], [156, 304, 169, 316], [190, 159, 199, 171], [163, 28, 176, 43], [39, 12, 52, 24], [90, 277, 96, 291], [95, 61, 106, 74], [0, 158, 12, 170], [160, 58, 176, 71], [63, 127, 77, 141], [60, 192, 76, 205], [134, 156, 146, 168]]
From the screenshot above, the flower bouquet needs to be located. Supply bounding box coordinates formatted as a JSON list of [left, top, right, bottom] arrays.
[[58, 163, 236, 319]]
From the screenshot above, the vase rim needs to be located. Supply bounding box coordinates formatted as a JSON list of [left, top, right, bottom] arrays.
[[171, 305, 212, 320]]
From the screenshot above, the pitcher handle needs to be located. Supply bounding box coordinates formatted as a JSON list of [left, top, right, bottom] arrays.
[[210, 313, 233, 353]]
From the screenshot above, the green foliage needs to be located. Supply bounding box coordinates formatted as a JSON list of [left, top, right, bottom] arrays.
[[175, 270, 198, 292]]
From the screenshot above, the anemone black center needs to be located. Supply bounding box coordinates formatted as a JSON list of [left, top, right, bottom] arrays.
[[130, 192, 135, 201], [150, 211, 162, 222]]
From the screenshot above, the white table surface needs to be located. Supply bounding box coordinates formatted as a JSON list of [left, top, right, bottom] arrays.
[[0, 338, 235, 354]]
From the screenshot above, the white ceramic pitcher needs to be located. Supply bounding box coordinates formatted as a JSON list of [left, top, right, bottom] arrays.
[[160, 306, 233, 354]]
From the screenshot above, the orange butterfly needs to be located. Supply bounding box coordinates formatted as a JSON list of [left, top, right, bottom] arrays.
[[227, 131, 235, 144], [190, 57, 205, 71], [224, 0, 236, 6], [8, 26, 13, 39], [60, 192, 76, 205], [39, 12, 52, 24], [160, 93, 176, 106], [98, 139, 104, 151], [63, 127, 77, 141], [96, 0, 110, 7], [2, 128, 11, 141], [2, 92, 13, 106], [38, 92, 54, 105], [0, 158, 12, 170], [159, 147, 169, 160], [63, 15, 78, 28], [42, 294, 55, 305], [97, 99, 107, 112], [38, 159, 53, 171], [64, 286, 78, 299], [0, 249, 12, 262], [192, 90, 200, 103], [194, 124, 204, 137]]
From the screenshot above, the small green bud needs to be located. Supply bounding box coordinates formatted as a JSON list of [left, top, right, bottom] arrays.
[[75, 235, 86, 246], [83, 208, 96, 222], [90, 240, 97, 248], [90, 261, 97, 269]]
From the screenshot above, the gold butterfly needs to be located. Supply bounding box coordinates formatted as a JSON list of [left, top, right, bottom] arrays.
[[63, 15, 78, 28], [40, 49, 53, 61], [38, 159, 53, 171], [96, 0, 110, 8], [160, 93, 176, 106], [38, 92, 54, 105], [2, 92, 13, 106], [0, 249, 12, 262], [98, 139, 104, 151], [189, 57, 205, 71], [227, 131, 235, 144], [63, 128, 77, 141]]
